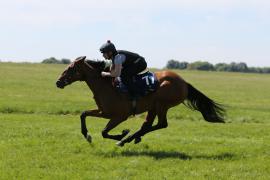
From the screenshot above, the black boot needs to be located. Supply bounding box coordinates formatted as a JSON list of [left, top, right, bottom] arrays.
[[125, 77, 139, 101]]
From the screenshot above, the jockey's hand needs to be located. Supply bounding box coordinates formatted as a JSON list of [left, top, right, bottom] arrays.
[[114, 77, 120, 84], [112, 77, 120, 87], [101, 72, 111, 77]]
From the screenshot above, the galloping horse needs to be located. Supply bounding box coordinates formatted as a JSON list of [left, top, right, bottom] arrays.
[[56, 56, 225, 146]]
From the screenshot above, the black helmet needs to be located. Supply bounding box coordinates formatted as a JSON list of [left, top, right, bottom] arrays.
[[100, 40, 116, 53]]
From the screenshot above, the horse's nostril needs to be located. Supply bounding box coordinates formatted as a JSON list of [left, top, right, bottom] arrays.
[[56, 80, 63, 88]]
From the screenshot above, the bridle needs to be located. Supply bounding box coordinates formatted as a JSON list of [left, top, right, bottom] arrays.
[[57, 58, 106, 89], [83, 61, 102, 79]]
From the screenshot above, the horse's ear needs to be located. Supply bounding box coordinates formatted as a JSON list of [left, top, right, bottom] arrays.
[[75, 56, 86, 62]]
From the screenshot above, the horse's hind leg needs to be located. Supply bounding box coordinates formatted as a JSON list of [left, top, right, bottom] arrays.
[[141, 107, 168, 135], [101, 118, 130, 141], [133, 110, 157, 144], [129, 108, 168, 146]]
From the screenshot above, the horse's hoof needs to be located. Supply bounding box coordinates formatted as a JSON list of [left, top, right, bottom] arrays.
[[134, 137, 141, 144], [86, 134, 92, 143], [122, 129, 130, 136], [116, 141, 124, 147]]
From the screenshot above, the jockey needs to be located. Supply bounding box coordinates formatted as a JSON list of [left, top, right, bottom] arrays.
[[100, 40, 147, 100]]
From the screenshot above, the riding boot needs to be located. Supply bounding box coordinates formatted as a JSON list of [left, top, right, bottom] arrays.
[[125, 77, 139, 101]]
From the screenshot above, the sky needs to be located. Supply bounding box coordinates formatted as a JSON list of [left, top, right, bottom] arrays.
[[0, 0, 270, 68]]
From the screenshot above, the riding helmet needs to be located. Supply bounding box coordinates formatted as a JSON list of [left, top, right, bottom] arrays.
[[100, 40, 116, 53]]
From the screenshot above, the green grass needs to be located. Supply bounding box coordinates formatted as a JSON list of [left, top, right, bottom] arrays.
[[0, 62, 270, 179]]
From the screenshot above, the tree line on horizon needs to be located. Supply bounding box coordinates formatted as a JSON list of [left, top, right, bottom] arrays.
[[40, 57, 270, 74], [166, 60, 270, 74], [41, 57, 71, 64]]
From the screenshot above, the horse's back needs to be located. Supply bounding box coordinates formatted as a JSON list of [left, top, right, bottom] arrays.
[[154, 70, 188, 106]]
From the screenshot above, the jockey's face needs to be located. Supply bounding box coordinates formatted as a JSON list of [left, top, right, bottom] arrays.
[[102, 51, 113, 60]]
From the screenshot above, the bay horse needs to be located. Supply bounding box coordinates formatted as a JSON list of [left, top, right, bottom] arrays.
[[56, 56, 225, 147]]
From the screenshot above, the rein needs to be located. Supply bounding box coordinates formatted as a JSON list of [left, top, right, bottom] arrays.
[[83, 61, 102, 79]]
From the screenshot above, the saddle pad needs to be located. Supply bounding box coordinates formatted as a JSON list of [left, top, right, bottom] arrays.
[[115, 71, 159, 96]]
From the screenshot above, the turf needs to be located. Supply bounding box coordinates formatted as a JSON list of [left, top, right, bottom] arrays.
[[0, 62, 269, 179]]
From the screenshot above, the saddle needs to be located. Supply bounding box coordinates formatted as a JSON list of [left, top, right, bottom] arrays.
[[114, 71, 159, 97]]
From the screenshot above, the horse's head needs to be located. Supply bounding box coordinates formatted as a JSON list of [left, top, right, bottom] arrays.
[[56, 56, 86, 89]]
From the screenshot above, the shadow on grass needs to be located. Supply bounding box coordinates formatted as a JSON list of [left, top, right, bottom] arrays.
[[194, 152, 236, 160], [119, 150, 192, 160], [99, 150, 236, 161]]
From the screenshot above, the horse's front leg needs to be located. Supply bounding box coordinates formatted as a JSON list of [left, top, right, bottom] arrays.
[[101, 118, 129, 141], [116, 110, 156, 146], [80, 109, 106, 143], [123, 108, 168, 146]]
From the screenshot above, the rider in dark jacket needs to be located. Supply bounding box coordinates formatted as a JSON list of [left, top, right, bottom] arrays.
[[100, 40, 147, 99]]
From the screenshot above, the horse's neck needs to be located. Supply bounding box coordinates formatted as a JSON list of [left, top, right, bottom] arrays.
[[81, 65, 112, 97], [85, 78, 108, 96]]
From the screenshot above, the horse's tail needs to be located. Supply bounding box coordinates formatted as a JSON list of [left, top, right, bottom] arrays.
[[185, 83, 225, 123]]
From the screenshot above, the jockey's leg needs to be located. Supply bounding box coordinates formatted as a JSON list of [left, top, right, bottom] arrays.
[[101, 118, 130, 141], [125, 77, 139, 99], [121, 60, 146, 99]]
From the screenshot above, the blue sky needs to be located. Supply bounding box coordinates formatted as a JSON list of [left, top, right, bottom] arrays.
[[1, 0, 270, 68]]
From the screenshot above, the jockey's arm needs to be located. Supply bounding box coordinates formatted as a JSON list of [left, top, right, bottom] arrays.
[[101, 54, 125, 77], [101, 64, 122, 77], [110, 64, 122, 77]]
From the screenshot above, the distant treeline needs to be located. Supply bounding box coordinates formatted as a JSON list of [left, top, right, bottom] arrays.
[[42, 57, 71, 64], [166, 60, 270, 74]]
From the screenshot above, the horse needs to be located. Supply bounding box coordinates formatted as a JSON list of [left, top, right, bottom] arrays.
[[56, 56, 225, 147]]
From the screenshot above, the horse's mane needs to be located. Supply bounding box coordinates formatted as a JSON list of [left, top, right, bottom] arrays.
[[84, 60, 113, 86], [85, 60, 110, 72]]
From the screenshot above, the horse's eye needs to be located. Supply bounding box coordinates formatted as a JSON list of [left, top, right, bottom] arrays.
[[68, 67, 75, 74]]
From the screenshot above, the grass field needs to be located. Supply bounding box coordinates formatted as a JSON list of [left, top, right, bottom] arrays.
[[0, 62, 270, 179]]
